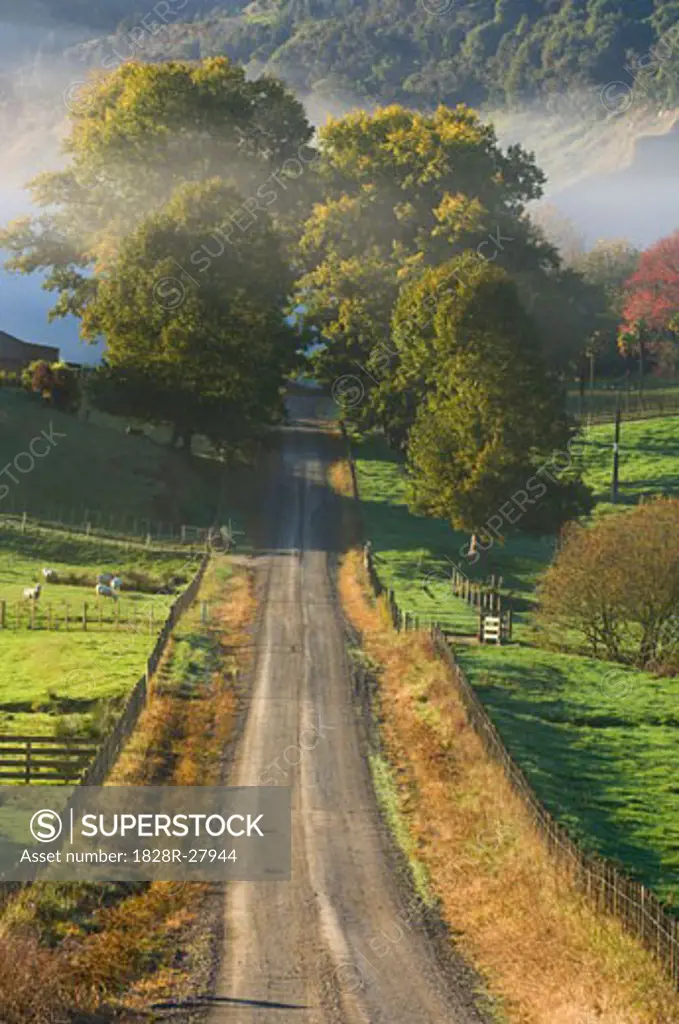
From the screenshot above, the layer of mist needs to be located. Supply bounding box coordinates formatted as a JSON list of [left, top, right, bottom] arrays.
[[490, 92, 679, 247], [2, 32, 679, 360]]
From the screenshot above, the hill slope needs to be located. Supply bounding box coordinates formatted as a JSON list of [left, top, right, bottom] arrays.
[[58, 0, 679, 112], [0, 389, 219, 525]]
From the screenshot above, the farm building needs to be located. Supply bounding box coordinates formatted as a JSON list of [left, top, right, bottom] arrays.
[[0, 330, 59, 372]]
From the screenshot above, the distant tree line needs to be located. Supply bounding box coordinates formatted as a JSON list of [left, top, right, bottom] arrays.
[[50, 0, 679, 112]]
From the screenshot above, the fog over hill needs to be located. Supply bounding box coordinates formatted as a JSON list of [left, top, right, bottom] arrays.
[[2, 12, 679, 359], [491, 96, 679, 247]]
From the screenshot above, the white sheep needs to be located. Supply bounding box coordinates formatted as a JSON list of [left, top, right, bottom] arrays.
[[23, 584, 41, 601], [42, 568, 58, 582], [95, 583, 118, 601]]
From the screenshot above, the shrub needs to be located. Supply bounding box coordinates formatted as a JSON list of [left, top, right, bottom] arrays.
[[20, 360, 80, 412], [27, 359, 53, 394], [50, 362, 80, 413], [537, 498, 679, 668]]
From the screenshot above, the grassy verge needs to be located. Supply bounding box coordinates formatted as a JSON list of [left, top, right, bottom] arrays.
[[350, 425, 679, 905], [338, 537, 679, 1023], [0, 555, 254, 1023]]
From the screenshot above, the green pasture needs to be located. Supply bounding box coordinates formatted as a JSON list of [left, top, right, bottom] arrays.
[[580, 414, 679, 513], [352, 414, 679, 904], [0, 524, 203, 738]]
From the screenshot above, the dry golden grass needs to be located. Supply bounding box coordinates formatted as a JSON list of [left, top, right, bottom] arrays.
[[339, 525, 679, 1023], [0, 559, 255, 1023]]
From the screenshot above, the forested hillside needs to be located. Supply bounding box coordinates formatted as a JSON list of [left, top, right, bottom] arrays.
[[53, 0, 679, 111]]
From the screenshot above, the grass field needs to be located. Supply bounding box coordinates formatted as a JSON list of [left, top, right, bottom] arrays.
[[351, 414, 679, 904], [0, 522, 204, 739], [0, 387, 220, 526], [580, 414, 679, 513], [0, 383, 263, 749]]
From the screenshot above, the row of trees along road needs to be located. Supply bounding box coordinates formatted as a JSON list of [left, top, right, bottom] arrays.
[[294, 103, 599, 544], [1, 59, 613, 541]]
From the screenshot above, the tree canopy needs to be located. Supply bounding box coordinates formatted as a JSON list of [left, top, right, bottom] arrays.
[[83, 178, 297, 449], [297, 103, 605, 441], [401, 258, 591, 544], [0, 57, 309, 453], [618, 230, 679, 376]]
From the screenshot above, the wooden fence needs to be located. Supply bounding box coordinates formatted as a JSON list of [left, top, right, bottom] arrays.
[[569, 390, 679, 425], [342, 421, 679, 988], [431, 627, 679, 986], [0, 736, 99, 782]]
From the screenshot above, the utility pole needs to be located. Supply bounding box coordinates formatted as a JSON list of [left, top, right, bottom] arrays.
[[611, 394, 621, 503]]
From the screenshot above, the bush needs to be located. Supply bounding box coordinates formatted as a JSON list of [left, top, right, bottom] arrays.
[[50, 362, 80, 413], [0, 370, 20, 388], [23, 359, 51, 393], [537, 498, 679, 668], [20, 360, 80, 412]]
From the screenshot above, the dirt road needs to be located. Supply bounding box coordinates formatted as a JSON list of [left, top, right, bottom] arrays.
[[207, 400, 489, 1023]]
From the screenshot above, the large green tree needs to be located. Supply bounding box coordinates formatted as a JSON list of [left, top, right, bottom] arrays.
[[402, 258, 592, 552], [1, 58, 310, 453], [296, 103, 600, 432], [83, 179, 297, 452], [2, 58, 313, 308], [572, 239, 641, 377]]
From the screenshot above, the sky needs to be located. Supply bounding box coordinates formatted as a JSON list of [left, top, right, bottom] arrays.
[[0, 186, 103, 364]]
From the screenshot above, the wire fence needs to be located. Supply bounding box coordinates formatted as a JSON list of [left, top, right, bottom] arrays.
[[0, 598, 168, 632], [0, 500, 215, 547], [569, 390, 679, 424], [79, 551, 210, 786], [342, 423, 679, 988], [0, 552, 209, 790]]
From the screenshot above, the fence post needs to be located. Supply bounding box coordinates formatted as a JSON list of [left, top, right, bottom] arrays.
[[82, 602, 87, 631]]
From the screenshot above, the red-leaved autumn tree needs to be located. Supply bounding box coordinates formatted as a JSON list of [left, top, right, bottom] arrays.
[[619, 230, 679, 375], [620, 229, 679, 336]]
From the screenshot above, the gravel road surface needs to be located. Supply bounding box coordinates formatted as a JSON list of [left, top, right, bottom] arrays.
[[207, 399, 490, 1023]]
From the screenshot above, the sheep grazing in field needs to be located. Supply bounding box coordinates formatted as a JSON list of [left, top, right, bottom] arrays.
[[23, 584, 41, 601], [42, 568, 58, 582], [95, 583, 118, 601]]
